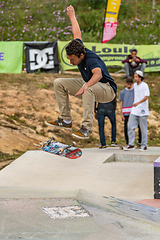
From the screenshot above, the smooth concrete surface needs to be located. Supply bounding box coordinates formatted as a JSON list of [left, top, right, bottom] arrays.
[[0, 147, 160, 240], [1, 196, 160, 240], [0, 148, 159, 200]]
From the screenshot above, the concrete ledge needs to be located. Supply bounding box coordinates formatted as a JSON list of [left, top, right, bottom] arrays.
[[104, 153, 159, 163], [0, 187, 79, 199], [76, 189, 160, 227]]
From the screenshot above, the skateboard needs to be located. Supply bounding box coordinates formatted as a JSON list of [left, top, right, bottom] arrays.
[[41, 137, 82, 159]]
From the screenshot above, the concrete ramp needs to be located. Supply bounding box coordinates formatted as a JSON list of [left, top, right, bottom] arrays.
[[0, 148, 157, 200]]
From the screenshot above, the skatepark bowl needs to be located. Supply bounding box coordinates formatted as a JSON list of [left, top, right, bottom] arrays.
[[0, 147, 160, 239]]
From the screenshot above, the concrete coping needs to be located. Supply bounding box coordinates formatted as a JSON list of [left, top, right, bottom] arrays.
[[154, 156, 160, 167]]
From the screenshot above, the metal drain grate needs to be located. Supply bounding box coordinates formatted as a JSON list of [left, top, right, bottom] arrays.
[[42, 205, 91, 219]]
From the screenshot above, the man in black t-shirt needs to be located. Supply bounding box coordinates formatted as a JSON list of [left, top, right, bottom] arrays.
[[45, 5, 117, 139]]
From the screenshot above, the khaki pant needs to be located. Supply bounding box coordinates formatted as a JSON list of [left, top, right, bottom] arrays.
[[54, 78, 115, 130]]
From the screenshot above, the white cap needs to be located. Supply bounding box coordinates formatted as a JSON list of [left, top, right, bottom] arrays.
[[135, 70, 144, 78]]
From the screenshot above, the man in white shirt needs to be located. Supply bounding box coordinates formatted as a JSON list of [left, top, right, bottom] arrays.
[[124, 70, 150, 151]]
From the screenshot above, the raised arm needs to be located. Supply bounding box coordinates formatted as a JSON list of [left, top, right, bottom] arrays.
[[67, 5, 82, 40]]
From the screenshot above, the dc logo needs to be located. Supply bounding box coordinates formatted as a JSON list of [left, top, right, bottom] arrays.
[[29, 47, 54, 70]]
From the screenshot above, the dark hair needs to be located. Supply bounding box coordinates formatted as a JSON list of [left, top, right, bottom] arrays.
[[137, 74, 144, 80], [65, 39, 86, 58], [131, 48, 137, 53], [126, 77, 133, 83]]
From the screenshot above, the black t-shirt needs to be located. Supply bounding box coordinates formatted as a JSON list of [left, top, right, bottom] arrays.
[[76, 39, 117, 94]]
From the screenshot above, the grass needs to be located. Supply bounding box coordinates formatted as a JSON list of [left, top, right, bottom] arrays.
[[0, 151, 23, 162], [1, 0, 160, 45], [4, 112, 37, 131], [0, 151, 24, 170], [37, 84, 50, 89]]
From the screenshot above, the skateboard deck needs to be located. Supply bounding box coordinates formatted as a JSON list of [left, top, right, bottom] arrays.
[[41, 137, 82, 159]]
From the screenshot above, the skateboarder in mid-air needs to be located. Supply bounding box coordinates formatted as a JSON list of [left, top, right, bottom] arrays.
[[45, 5, 117, 139]]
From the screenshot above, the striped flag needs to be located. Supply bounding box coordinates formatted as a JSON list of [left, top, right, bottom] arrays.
[[102, 0, 121, 43]]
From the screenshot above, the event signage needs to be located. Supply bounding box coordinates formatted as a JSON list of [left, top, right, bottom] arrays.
[[58, 41, 160, 72], [0, 52, 4, 60], [102, 0, 121, 43], [25, 42, 59, 73], [0, 41, 23, 73]]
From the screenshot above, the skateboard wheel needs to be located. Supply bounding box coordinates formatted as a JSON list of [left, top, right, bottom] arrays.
[[59, 148, 64, 153], [72, 141, 76, 147], [119, 146, 123, 150]]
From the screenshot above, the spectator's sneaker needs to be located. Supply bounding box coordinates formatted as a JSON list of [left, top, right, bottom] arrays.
[[99, 145, 107, 149], [72, 125, 90, 139], [139, 146, 147, 151], [45, 117, 72, 130], [123, 145, 135, 151], [111, 142, 118, 147]]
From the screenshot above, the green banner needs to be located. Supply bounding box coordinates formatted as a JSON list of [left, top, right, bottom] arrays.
[[0, 41, 23, 73], [58, 41, 160, 72]]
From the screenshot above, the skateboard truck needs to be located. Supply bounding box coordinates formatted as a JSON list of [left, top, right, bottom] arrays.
[[42, 137, 55, 148], [59, 141, 76, 153]]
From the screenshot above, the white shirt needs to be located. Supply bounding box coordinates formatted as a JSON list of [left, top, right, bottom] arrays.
[[131, 81, 150, 116]]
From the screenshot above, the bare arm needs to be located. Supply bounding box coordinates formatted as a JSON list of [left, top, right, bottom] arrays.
[[120, 101, 125, 121], [75, 68, 102, 96], [67, 5, 81, 40], [132, 96, 148, 107]]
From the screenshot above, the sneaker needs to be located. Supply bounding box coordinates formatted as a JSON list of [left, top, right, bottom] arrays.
[[123, 145, 135, 151], [99, 145, 107, 149], [45, 117, 72, 130], [111, 142, 118, 147], [139, 146, 147, 151], [72, 125, 90, 139]]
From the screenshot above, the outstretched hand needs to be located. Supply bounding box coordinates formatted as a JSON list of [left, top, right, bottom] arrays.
[[75, 84, 88, 96], [67, 5, 75, 19]]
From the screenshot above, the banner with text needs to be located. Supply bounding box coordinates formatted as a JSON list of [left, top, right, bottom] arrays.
[[25, 42, 59, 73], [0, 41, 23, 73], [102, 0, 121, 43], [58, 41, 160, 72]]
